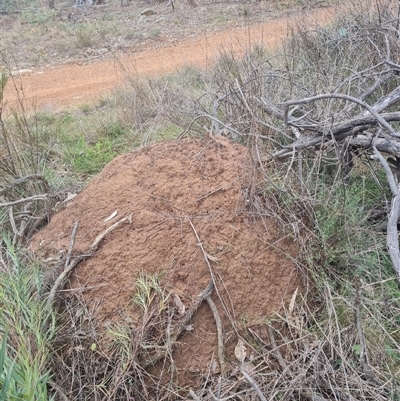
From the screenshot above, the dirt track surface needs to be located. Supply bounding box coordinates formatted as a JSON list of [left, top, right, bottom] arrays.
[[4, 6, 334, 112]]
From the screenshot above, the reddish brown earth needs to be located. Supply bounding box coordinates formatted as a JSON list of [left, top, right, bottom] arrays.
[[3, 6, 334, 112], [31, 136, 301, 384]]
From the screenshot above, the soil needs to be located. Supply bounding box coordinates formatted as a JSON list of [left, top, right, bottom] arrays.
[[2, 2, 335, 111], [30, 136, 301, 385]]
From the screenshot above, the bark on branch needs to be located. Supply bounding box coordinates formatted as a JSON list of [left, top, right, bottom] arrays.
[[280, 91, 400, 138], [373, 146, 400, 281]]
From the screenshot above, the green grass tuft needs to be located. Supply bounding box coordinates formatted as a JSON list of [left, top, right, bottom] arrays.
[[0, 237, 56, 401]]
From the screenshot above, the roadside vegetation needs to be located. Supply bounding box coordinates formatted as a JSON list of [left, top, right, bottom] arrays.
[[0, 0, 316, 70], [1, 0, 400, 399]]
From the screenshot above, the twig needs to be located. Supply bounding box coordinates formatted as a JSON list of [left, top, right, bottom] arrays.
[[143, 280, 214, 368], [187, 219, 219, 288], [170, 279, 213, 338], [188, 218, 236, 340], [206, 295, 225, 374], [267, 324, 287, 370], [0, 174, 49, 197], [88, 214, 132, 253], [65, 221, 79, 270], [189, 389, 202, 401], [354, 276, 368, 367], [178, 114, 243, 139], [47, 214, 132, 306], [47, 380, 70, 401], [8, 206, 19, 242], [241, 368, 268, 401], [196, 183, 232, 202], [0, 194, 48, 207], [302, 392, 330, 401], [355, 277, 387, 388]]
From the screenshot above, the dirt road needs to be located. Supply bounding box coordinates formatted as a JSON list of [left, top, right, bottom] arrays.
[[4, 7, 334, 112]]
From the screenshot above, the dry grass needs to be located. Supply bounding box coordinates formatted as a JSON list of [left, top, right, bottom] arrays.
[[1, 0, 400, 399], [51, 278, 179, 400], [189, 288, 399, 400], [0, 73, 58, 244]]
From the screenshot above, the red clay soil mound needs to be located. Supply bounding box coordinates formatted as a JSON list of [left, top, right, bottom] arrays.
[[31, 136, 300, 383]]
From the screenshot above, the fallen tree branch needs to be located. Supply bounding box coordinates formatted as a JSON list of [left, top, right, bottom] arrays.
[[280, 92, 400, 138], [291, 112, 400, 137], [272, 127, 400, 161], [372, 146, 400, 282], [365, 85, 400, 114], [385, 192, 400, 281]]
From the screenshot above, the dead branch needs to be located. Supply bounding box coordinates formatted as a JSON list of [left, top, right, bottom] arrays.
[[142, 280, 214, 368], [188, 219, 218, 285], [47, 221, 79, 306], [88, 213, 132, 253], [373, 145, 399, 195], [206, 295, 225, 374], [270, 110, 400, 163], [187, 218, 235, 327], [241, 368, 268, 401], [346, 133, 400, 155], [47, 214, 133, 306], [189, 390, 202, 401], [372, 146, 400, 281], [280, 92, 400, 138], [386, 193, 400, 280], [188, 218, 234, 364], [178, 114, 243, 139], [354, 277, 384, 387], [289, 112, 400, 137], [0, 194, 49, 207], [267, 324, 287, 370], [366, 85, 400, 114]]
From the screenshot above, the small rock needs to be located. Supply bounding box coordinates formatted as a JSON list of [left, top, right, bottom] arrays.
[[140, 8, 156, 16], [11, 68, 33, 76]]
